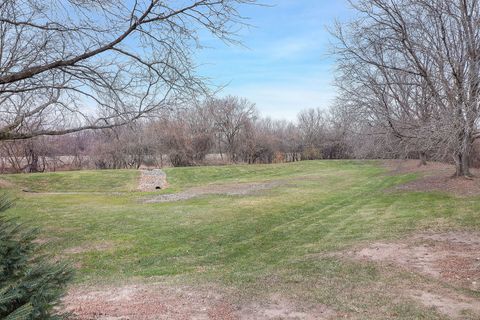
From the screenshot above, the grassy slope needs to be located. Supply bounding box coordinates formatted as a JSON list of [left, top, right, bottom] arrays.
[[1, 169, 138, 192], [2, 161, 479, 319]]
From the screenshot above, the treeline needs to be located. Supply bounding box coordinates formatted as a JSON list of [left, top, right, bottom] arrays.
[[0, 96, 353, 173], [4, 91, 480, 173]]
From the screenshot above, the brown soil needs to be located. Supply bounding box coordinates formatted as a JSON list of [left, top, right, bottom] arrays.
[[63, 284, 335, 320], [238, 294, 335, 320], [145, 181, 282, 203], [382, 159, 453, 175], [407, 289, 480, 319], [383, 160, 480, 196], [343, 231, 480, 318], [353, 232, 480, 291]]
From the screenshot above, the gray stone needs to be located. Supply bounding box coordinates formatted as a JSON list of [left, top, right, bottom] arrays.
[[138, 169, 168, 191]]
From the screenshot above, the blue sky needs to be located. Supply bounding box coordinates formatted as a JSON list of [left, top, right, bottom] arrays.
[[196, 0, 353, 120]]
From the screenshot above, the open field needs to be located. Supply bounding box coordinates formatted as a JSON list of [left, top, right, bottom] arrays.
[[2, 160, 480, 319]]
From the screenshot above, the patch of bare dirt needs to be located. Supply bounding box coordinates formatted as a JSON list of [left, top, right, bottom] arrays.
[[407, 289, 480, 319], [352, 232, 480, 291], [63, 284, 336, 320], [238, 294, 335, 320], [383, 160, 480, 196], [145, 181, 281, 203], [382, 159, 453, 175], [337, 231, 480, 318], [395, 174, 480, 196]]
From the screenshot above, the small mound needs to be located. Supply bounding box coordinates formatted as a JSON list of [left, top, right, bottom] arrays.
[[138, 169, 168, 192]]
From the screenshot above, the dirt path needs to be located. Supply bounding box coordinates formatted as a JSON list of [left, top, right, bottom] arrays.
[[144, 181, 282, 203]]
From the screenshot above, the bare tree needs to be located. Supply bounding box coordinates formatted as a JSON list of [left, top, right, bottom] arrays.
[[153, 106, 215, 167], [238, 118, 277, 164], [89, 122, 159, 169], [297, 108, 326, 160], [333, 0, 480, 176], [208, 96, 257, 162], [0, 0, 254, 141]]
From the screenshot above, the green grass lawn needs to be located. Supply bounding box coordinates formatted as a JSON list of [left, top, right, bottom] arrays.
[[2, 160, 479, 319]]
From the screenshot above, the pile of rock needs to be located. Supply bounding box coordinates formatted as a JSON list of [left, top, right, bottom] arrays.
[[138, 169, 168, 192]]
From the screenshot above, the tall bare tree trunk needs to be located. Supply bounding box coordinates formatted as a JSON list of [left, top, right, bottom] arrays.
[[454, 130, 472, 177], [418, 151, 427, 167], [27, 148, 40, 173], [454, 153, 470, 177]]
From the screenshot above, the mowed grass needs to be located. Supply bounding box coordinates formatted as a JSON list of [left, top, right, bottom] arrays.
[[2, 160, 480, 318], [1, 169, 138, 192]]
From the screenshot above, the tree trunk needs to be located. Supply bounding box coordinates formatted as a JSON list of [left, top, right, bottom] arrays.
[[418, 151, 427, 167], [454, 153, 470, 177], [28, 149, 39, 173], [453, 131, 473, 177]]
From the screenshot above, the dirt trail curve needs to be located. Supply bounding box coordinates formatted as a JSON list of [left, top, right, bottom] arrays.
[[145, 181, 282, 203]]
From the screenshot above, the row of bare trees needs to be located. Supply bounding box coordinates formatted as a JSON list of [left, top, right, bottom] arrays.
[[332, 0, 480, 177], [0, 133, 91, 173], [0, 96, 355, 172], [5, 0, 478, 174]]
